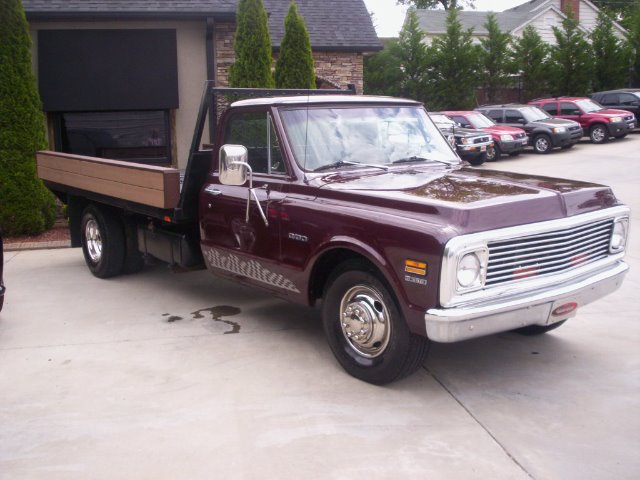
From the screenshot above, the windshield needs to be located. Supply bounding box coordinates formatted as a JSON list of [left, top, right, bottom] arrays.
[[466, 113, 495, 128], [575, 99, 603, 113], [429, 114, 455, 126], [521, 106, 551, 122], [279, 106, 459, 171]]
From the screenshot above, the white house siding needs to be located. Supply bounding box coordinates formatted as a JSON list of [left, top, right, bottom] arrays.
[[29, 20, 207, 169], [517, 10, 564, 44]]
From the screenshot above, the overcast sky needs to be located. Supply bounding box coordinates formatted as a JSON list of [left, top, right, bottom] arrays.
[[363, 0, 527, 37]]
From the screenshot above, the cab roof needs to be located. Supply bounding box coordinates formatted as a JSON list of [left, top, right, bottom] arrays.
[[230, 95, 421, 108]]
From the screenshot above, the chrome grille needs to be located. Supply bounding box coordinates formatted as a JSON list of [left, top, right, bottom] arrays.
[[486, 218, 613, 286]]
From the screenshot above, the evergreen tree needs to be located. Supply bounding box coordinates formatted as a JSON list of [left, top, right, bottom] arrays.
[[229, 0, 274, 88], [275, 2, 315, 89], [591, 10, 630, 91], [626, 3, 640, 87], [396, 9, 430, 101], [511, 26, 551, 100], [364, 40, 403, 96], [479, 13, 512, 103], [549, 9, 593, 96], [427, 8, 480, 109], [0, 0, 56, 235]]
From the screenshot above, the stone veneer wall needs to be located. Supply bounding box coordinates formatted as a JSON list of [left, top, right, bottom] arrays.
[[214, 22, 364, 93]]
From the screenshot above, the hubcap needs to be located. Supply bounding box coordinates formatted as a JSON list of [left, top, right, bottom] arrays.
[[592, 128, 605, 143], [85, 218, 102, 263], [339, 285, 391, 358], [535, 137, 549, 152]]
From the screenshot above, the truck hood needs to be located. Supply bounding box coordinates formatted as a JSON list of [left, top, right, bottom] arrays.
[[314, 166, 619, 233]]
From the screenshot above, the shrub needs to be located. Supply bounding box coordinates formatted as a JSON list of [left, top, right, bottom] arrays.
[[275, 2, 315, 89], [0, 0, 56, 236]]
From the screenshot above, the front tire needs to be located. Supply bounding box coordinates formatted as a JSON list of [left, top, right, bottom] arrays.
[[322, 261, 429, 385], [467, 152, 486, 166], [486, 144, 501, 161], [533, 134, 552, 154], [80, 205, 125, 278], [589, 124, 608, 144]]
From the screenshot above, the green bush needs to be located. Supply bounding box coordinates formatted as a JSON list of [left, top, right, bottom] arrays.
[[229, 0, 275, 88], [275, 2, 315, 89], [0, 0, 56, 236]]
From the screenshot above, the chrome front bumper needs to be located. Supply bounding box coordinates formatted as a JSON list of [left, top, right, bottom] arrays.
[[424, 261, 628, 343]]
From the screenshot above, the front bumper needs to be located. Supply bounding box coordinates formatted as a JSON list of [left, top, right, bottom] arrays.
[[424, 261, 628, 343], [606, 121, 629, 137], [457, 140, 493, 158], [498, 138, 527, 153], [550, 131, 573, 147]]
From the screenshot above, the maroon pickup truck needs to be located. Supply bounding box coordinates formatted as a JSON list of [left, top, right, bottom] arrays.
[[37, 86, 630, 384]]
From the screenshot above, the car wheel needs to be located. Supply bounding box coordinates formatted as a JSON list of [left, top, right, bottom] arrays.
[[467, 152, 486, 166], [533, 134, 552, 154], [80, 205, 125, 278], [513, 320, 566, 336], [322, 261, 429, 385], [486, 144, 501, 161], [589, 124, 608, 144]]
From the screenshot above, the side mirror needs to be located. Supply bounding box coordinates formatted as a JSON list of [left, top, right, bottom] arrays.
[[517, 118, 526, 124], [219, 144, 248, 186]]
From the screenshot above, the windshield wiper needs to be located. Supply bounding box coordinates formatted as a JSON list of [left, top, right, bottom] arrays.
[[392, 155, 451, 165], [313, 160, 388, 172]]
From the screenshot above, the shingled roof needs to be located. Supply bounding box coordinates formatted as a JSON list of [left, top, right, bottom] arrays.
[[22, 0, 381, 51]]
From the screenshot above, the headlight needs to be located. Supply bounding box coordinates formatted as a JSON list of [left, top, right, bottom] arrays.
[[609, 217, 629, 253], [461, 137, 473, 145], [456, 248, 488, 292], [500, 134, 514, 141], [552, 127, 566, 134], [610, 117, 622, 123]]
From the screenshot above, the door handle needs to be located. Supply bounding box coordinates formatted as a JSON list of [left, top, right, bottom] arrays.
[[204, 185, 222, 196]]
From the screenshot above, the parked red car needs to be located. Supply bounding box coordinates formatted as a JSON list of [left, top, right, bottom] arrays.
[[442, 110, 528, 160], [528, 97, 636, 144]]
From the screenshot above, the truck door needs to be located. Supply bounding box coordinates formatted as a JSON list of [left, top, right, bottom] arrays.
[[200, 110, 299, 295]]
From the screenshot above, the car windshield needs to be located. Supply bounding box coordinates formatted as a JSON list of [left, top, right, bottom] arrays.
[[467, 113, 495, 128], [575, 99, 603, 113], [279, 106, 459, 171], [429, 114, 455, 126], [521, 106, 551, 122]]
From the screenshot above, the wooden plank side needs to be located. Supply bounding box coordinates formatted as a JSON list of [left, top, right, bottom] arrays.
[[38, 165, 173, 209], [37, 152, 166, 190], [36, 151, 181, 209]]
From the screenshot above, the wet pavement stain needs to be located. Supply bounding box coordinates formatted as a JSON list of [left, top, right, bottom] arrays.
[[162, 313, 184, 323], [191, 306, 241, 334]]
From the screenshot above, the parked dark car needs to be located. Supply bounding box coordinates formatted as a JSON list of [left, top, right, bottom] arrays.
[[430, 113, 493, 165], [476, 104, 582, 154], [441, 110, 528, 160], [529, 97, 635, 144], [590, 89, 640, 123], [1, 230, 4, 312]]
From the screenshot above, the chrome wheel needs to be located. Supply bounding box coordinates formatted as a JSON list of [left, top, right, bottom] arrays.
[[339, 285, 391, 358], [590, 126, 606, 143], [84, 218, 103, 263], [534, 135, 550, 153]]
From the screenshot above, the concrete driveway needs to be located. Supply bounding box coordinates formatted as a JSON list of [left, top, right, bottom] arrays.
[[1, 136, 639, 479]]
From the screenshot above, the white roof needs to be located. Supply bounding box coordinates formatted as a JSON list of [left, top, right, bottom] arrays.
[[231, 95, 420, 108]]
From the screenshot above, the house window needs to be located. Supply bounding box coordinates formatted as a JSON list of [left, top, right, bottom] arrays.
[[56, 110, 171, 166]]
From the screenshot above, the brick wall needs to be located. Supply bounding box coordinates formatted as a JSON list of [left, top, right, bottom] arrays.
[[214, 22, 364, 93]]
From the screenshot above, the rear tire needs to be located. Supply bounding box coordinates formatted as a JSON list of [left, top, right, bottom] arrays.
[[322, 261, 429, 385], [80, 205, 125, 278], [514, 320, 566, 336]]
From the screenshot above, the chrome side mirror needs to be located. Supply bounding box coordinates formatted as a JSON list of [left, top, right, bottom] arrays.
[[219, 144, 248, 186]]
